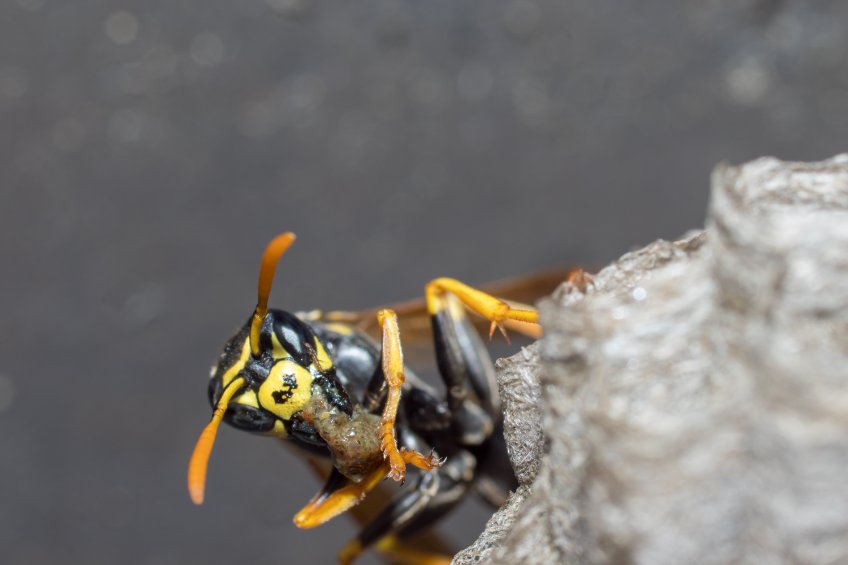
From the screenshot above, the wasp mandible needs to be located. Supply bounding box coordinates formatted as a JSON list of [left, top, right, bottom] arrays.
[[188, 232, 568, 564]]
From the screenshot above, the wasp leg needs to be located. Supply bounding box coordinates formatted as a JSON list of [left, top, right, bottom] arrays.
[[425, 277, 539, 340], [293, 448, 439, 529], [342, 534, 453, 565], [362, 348, 451, 432], [377, 309, 441, 483], [337, 451, 475, 565], [361, 351, 387, 413], [422, 291, 505, 451], [473, 419, 519, 506], [432, 290, 500, 418], [373, 536, 453, 565], [293, 464, 388, 529]]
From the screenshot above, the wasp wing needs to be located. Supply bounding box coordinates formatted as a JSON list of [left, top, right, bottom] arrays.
[[317, 268, 577, 344]]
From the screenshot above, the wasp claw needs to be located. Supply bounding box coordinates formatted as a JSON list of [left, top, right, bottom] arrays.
[[386, 463, 406, 483], [566, 269, 595, 293], [381, 437, 407, 483], [488, 321, 510, 343], [498, 323, 510, 344]]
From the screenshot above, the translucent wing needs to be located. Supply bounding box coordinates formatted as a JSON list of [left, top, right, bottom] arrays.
[[314, 268, 578, 344]]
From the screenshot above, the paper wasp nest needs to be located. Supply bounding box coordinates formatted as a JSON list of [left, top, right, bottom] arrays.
[[454, 155, 848, 564]]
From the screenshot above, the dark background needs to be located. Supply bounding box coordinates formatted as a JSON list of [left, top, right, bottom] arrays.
[[2, 1, 846, 564]]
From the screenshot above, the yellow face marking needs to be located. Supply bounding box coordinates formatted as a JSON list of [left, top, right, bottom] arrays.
[[267, 419, 289, 439], [324, 322, 353, 335], [270, 332, 288, 359], [221, 338, 251, 388], [232, 389, 259, 409], [313, 337, 333, 372], [258, 360, 314, 421]]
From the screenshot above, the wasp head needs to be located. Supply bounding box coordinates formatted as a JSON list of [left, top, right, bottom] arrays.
[[188, 233, 322, 504], [207, 308, 341, 438]]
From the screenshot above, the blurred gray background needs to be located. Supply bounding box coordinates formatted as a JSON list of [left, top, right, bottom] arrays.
[[1, 1, 846, 564]]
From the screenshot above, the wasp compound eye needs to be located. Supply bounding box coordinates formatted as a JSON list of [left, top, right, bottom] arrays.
[[224, 402, 276, 433]]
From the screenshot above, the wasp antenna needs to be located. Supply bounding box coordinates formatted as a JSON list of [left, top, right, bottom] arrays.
[[187, 376, 247, 505], [250, 232, 297, 356]]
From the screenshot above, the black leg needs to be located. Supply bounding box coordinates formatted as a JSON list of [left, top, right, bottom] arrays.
[[338, 450, 476, 565], [428, 292, 498, 445], [361, 357, 386, 413]]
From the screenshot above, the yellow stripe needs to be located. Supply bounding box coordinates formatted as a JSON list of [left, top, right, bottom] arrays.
[[313, 337, 333, 371], [221, 338, 251, 387], [375, 534, 453, 565], [232, 389, 259, 408], [324, 322, 353, 335], [270, 332, 288, 359], [267, 419, 288, 439]]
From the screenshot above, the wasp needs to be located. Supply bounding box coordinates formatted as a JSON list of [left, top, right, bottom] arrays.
[[188, 233, 571, 564]]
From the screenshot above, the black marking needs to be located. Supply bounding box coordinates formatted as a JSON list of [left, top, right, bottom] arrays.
[[271, 309, 318, 367], [362, 359, 387, 413], [271, 389, 293, 404], [431, 311, 471, 413], [404, 388, 451, 432], [312, 372, 353, 416], [207, 375, 222, 408], [289, 417, 325, 447], [310, 322, 381, 407], [241, 356, 270, 388], [270, 372, 297, 404], [223, 403, 276, 433], [208, 324, 250, 408]]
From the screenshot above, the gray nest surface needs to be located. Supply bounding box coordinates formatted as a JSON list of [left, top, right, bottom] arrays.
[[454, 155, 848, 565]]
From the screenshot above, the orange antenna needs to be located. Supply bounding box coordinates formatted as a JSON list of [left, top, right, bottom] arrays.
[[187, 376, 247, 505], [250, 232, 296, 356]]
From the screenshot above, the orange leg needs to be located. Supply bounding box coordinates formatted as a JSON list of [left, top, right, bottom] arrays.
[[425, 277, 540, 340], [339, 534, 453, 565], [293, 450, 440, 529], [377, 309, 441, 482], [293, 464, 388, 529], [294, 310, 440, 530], [377, 309, 406, 482]]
